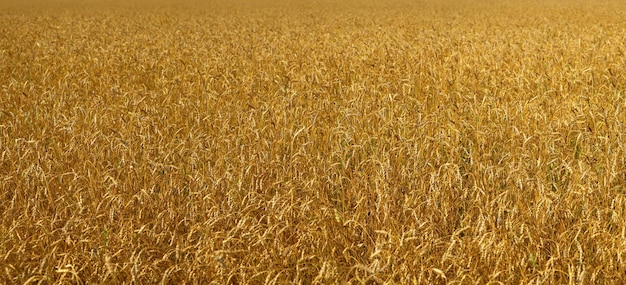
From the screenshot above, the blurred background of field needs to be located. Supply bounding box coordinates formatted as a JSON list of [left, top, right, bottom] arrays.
[[1, 0, 625, 283]]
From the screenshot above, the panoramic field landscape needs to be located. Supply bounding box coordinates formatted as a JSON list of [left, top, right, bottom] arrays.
[[1, 0, 625, 283]]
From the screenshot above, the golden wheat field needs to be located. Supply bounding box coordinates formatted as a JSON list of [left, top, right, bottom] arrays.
[[1, 0, 626, 283]]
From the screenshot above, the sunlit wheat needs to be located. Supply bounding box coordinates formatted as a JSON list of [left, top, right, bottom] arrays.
[[1, 0, 625, 283]]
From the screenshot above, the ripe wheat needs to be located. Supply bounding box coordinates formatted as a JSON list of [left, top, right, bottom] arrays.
[[1, 0, 625, 283]]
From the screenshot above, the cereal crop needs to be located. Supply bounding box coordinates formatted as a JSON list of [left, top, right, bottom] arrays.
[[1, 0, 626, 283]]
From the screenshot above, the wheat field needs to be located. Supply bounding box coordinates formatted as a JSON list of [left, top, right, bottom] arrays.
[[1, 0, 625, 283]]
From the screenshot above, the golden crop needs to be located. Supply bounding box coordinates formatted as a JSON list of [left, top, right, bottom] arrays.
[[1, 0, 625, 283]]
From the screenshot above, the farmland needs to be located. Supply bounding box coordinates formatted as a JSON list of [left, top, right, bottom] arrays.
[[1, 0, 625, 283]]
